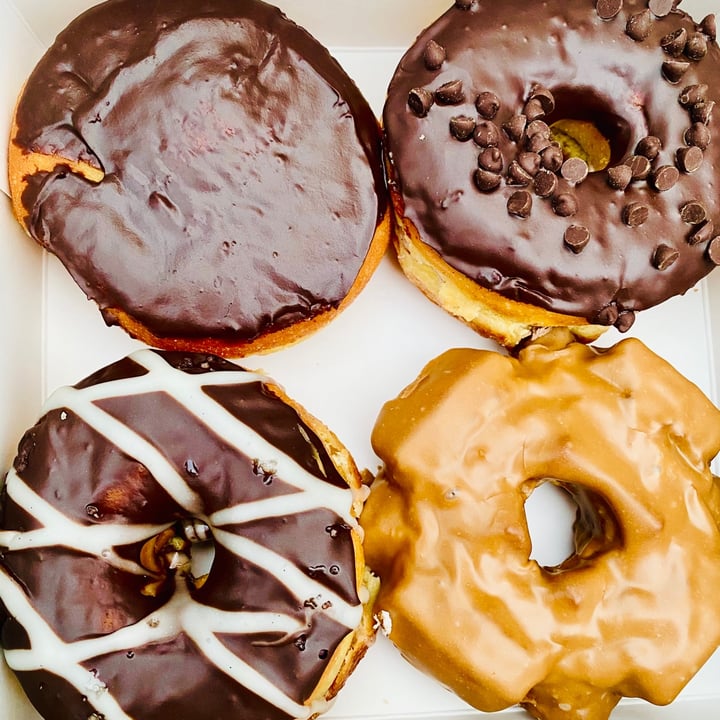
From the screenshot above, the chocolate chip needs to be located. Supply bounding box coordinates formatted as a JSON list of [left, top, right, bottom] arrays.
[[552, 193, 578, 217], [528, 85, 555, 115], [478, 147, 504, 173], [435, 79, 465, 105], [680, 200, 707, 224], [676, 145, 704, 173], [685, 122, 711, 149], [455, 0, 474, 9], [662, 60, 690, 83], [526, 120, 551, 138], [408, 87, 434, 117], [506, 160, 533, 186], [607, 164, 633, 190], [626, 9, 653, 41], [526, 132, 553, 153], [685, 32, 708, 61], [561, 157, 589, 184], [533, 169, 558, 198], [473, 120, 500, 147], [474, 169, 502, 193], [649, 165, 679, 191], [507, 190, 533, 218], [595, 304, 619, 326], [476, 91, 501, 120], [652, 244, 679, 270], [517, 151, 541, 176], [690, 101, 714, 125], [688, 220, 714, 246], [523, 97, 547, 121], [449, 115, 476, 141], [707, 236, 720, 264], [649, 0, 674, 17], [623, 202, 649, 227], [540, 144, 564, 172], [635, 136, 662, 160], [661, 28, 688, 57], [625, 154, 651, 180], [564, 224, 591, 253], [615, 310, 636, 333], [423, 40, 446, 70], [679, 83, 708, 107], [502, 114, 527, 142], [701, 14, 717, 41], [596, 0, 623, 20]]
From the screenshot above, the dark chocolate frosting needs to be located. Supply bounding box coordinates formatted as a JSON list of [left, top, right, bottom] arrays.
[[14, 0, 386, 342], [383, 0, 720, 324], [0, 350, 364, 720]]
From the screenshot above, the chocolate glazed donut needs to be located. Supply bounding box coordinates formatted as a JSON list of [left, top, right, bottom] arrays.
[[383, 0, 720, 346], [9, 0, 389, 357], [0, 350, 377, 720]]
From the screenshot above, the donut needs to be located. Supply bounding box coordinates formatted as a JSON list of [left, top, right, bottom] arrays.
[[0, 349, 377, 720], [8, 0, 389, 357], [383, 0, 720, 347], [361, 331, 720, 720]]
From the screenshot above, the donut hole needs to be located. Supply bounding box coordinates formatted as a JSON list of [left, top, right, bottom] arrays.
[[546, 86, 633, 171]]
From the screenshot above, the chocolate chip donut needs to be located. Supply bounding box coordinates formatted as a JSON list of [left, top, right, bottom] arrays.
[[8, 0, 389, 357], [383, 0, 720, 347], [0, 350, 377, 720], [362, 330, 720, 720]]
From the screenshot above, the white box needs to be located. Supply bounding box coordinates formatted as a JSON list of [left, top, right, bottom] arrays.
[[1, 1, 719, 718]]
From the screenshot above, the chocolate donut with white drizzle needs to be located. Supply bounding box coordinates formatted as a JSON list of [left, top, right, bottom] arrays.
[[0, 350, 376, 720]]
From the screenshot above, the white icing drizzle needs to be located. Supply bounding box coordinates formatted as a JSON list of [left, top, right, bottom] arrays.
[[0, 349, 363, 720]]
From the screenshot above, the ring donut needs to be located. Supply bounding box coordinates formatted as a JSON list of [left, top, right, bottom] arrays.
[[0, 349, 377, 720], [8, 0, 389, 357], [362, 331, 720, 720], [383, 0, 720, 347]]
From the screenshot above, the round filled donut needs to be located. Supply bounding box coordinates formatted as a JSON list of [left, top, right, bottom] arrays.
[[362, 330, 720, 720], [8, 0, 389, 357], [383, 0, 720, 347], [0, 349, 377, 720]]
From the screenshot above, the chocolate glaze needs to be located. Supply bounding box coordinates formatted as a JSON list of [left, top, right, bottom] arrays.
[[14, 0, 386, 341], [384, 0, 720, 321], [1, 350, 363, 720]]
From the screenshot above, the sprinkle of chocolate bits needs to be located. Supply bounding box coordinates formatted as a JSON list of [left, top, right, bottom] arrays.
[[607, 164, 633, 190], [533, 169, 558, 198], [707, 236, 720, 264], [502, 114, 527, 142], [684, 32, 708, 61], [561, 157, 589, 184], [506, 160, 533, 186], [661, 28, 688, 57], [540, 144, 564, 172], [679, 83, 708, 107], [473, 120, 500, 147], [435, 79, 465, 105], [680, 200, 707, 224], [474, 168, 502, 193], [626, 10, 653, 41], [552, 193, 578, 217], [625, 154, 651, 180], [595, 303, 619, 326], [449, 115, 476, 141], [507, 190, 533, 218], [528, 85, 555, 114], [564, 225, 591, 253], [685, 122, 711, 149], [476, 91, 501, 120], [690, 101, 714, 125], [523, 97, 547, 121], [662, 60, 690, 84], [526, 132, 553, 153], [408, 87, 434, 117], [688, 219, 714, 246], [623, 201, 650, 227], [615, 310, 636, 333], [649, 0, 675, 18], [700, 14, 717, 41], [676, 145, 704, 173], [526, 120, 551, 138], [517, 151, 541, 176], [635, 136, 662, 160], [649, 164, 679, 191], [478, 147, 504, 173], [652, 244, 679, 270], [596, 0, 623, 20], [423, 40, 446, 70]]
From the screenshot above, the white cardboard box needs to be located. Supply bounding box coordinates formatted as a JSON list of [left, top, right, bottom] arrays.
[[1, 1, 719, 718]]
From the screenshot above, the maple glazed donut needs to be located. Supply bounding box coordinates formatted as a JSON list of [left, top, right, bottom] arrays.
[[383, 0, 720, 347], [0, 350, 377, 720], [8, 0, 389, 357], [362, 332, 720, 720]]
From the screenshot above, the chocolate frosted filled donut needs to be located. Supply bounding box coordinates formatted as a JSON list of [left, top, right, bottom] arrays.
[[0, 350, 377, 720], [383, 0, 720, 347], [9, 0, 389, 357]]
